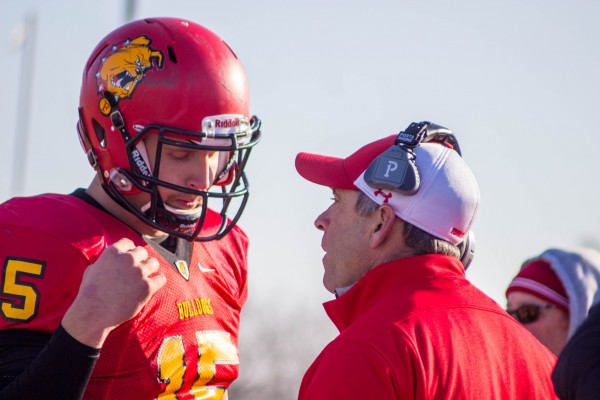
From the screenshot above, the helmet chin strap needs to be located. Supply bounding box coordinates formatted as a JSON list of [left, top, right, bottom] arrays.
[[140, 201, 202, 218], [164, 203, 202, 217], [141, 198, 201, 236]]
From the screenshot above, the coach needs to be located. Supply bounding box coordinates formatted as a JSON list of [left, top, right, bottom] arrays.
[[294, 121, 558, 399]]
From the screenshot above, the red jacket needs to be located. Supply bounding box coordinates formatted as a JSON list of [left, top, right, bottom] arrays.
[[299, 254, 558, 399]]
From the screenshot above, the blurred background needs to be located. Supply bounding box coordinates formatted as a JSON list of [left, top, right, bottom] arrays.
[[2, 1, 600, 398]]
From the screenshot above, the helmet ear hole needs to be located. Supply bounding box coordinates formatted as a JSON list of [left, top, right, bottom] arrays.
[[167, 45, 177, 64], [92, 118, 107, 148]]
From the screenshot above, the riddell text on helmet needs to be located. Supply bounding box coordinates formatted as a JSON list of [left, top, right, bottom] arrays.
[[131, 149, 151, 176], [215, 118, 240, 128]]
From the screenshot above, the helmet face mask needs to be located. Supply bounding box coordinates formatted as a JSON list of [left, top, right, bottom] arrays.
[[108, 116, 260, 241], [77, 18, 261, 241]]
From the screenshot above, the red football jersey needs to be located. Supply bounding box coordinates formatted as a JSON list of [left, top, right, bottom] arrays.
[[0, 193, 248, 399]]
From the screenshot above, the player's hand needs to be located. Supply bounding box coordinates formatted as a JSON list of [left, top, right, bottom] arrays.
[[62, 238, 167, 348]]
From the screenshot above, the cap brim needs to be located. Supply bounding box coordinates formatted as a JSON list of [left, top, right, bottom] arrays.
[[295, 152, 357, 190]]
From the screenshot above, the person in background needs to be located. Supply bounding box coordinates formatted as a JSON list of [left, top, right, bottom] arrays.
[[505, 247, 600, 356], [0, 17, 261, 400], [552, 301, 600, 399], [294, 121, 558, 399]]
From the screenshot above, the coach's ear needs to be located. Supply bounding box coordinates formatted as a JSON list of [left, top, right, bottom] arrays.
[[369, 204, 396, 248]]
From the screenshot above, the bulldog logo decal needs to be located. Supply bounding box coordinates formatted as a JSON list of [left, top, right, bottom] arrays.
[[96, 35, 164, 115]]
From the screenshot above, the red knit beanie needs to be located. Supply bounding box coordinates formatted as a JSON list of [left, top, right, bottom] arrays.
[[506, 259, 569, 312]]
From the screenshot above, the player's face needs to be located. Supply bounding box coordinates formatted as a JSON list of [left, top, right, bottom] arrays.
[[143, 134, 226, 211], [314, 189, 374, 294], [506, 291, 569, 356]]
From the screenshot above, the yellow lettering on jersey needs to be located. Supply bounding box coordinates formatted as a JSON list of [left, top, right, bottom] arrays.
[[176, 297, 213, 321], [157, 336, 185, 400], [190, 331, 238, 398], [157, 331, 237, 400]]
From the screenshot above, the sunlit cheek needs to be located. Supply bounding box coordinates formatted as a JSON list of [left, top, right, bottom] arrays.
[[184, 152, 223, 188], [153, 150, 226, 189], [155, 160, 178, 183], [217, 151, 230, 174], [204, 151, 231, 183], [210, 152, 224, 175]]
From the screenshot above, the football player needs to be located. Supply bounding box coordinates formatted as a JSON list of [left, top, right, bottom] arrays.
[[0, 17, 261, 399]]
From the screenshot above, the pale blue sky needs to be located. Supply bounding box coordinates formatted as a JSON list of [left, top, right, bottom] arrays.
[[2, 0, 600, 315]]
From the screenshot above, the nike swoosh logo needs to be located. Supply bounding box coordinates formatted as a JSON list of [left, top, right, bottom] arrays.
[[198, 263, 215, 273]]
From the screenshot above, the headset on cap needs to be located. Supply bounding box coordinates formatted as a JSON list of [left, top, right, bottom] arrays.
[[363, 121, 475, 270]]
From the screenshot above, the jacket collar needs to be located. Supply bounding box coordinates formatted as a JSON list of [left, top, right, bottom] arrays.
[[323, 254, 464, 332]]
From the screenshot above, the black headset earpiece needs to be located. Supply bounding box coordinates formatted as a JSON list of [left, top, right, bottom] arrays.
[[362, 144, 420, 195], [363, 121, 429, 195], [458, 231, 475, 270]]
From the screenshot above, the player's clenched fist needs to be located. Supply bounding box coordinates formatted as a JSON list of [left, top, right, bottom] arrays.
[[62, 238, 167, 348]]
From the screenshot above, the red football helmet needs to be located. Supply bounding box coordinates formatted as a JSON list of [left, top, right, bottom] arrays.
[[77, 17, 261, 241]]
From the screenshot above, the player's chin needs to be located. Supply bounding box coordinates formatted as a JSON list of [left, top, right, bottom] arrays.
[[322, 274, 336, 294]]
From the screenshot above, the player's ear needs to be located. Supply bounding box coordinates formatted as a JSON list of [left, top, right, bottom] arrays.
[[370, 204, 396, 248]]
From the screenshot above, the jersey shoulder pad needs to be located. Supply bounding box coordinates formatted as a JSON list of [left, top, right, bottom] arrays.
[[0, 193, 132, 261]]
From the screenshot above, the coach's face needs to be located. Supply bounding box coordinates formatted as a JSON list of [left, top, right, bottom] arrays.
[[314, 189, 374, 293]]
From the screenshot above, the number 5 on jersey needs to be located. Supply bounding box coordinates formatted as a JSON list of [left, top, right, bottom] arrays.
[[1, 258, 45, 322]]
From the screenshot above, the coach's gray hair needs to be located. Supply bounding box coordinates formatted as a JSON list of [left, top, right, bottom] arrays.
[[355, 191, 460, 258]]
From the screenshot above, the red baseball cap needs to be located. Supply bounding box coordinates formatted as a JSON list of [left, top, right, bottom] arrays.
[[295, 135, 395, 190], [295, 135, 480, 245], [506, 259, 569, 312]]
